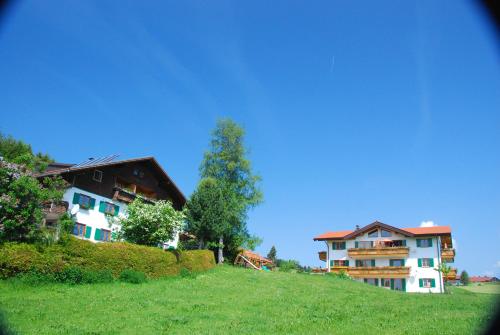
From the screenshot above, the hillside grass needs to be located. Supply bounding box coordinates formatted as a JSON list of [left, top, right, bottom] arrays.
[[457, 282, 500, 294], [0, 266, 498, 334]]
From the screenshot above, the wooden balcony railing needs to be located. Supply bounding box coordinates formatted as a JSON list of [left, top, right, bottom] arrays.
[[444, 268, 457, 281], [441, 248, 455, 262], [318, 251, 326, 262], [346, 266, 410, 278], [348, 247, 409, 259]]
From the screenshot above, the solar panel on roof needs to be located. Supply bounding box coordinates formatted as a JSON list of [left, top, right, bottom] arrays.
[[71, 154, 119, 169]]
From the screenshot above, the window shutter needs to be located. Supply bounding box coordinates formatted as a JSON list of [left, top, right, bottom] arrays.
[[402, 240, 406, 247], [419, 279, 423, 287], [431, 279, 436, 288], [389, 260, 394, 266], [375, 278, 379, 286], [355, 241, 359, 248], [416, 239, 421, 247], [428, 238, 433, 247], [345, 260, 349, 266], [72, 193, 80, 204], [99, 201, 106, 213], [84, 226, 92, 239], [95, 228, 102, 241], [356, 260, 361, 267], [330, 260, 333, 267], [89, 198, 96, 209], [402, 279, 406, 292], [114, 205, 119, 216], [418, 258, 422, 267], [370, 241, 374, 248], [390, 279, 394, 290], [371, 259, 375, 267], [402, 259, 405, 266], [429, 258, 434, 267], [364, 279, 367, 283]]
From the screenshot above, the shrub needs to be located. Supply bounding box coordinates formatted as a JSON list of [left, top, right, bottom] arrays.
[[119, 269, 146, 284], [179, 268, 197, 279], [0, 237, 216, 280]]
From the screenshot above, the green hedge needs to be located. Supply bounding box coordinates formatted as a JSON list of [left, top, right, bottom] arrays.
[[0, 237, 215, 279]]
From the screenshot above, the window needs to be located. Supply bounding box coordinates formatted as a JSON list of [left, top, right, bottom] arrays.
[[368, 229, 378, 238], [72, 193, 95, 210], [390, 259, 405, 267], [333, 260, 349, 266], [332, 242, 346, 250], [133, 168, 145, 178], [355, 241, 373, 249], [419, 278, 435, 288], [391, 240, 406, 247], [72, 223, 86, 237], [392, 278, 406, 291], [417, 238, 433, 248], [93, 170, 103, 182], [418, 258, 434, 268], [99, 201, 119, 216], [381, 229, 392, 237], [364, 278, 378, 286], [95, 228, 111, 242], [381, 278, 391, 288], [356, 259, 375, 267]]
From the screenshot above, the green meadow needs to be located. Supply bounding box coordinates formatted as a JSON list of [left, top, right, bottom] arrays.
[[0, 266, 497, 335]]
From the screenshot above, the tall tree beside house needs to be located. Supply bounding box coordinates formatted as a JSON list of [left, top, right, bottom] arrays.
[[197, 118, 263, 263], [0, 158, 66, 243], [267, 246, 277, 264], [185, 178, 232, 251], [460, 270, 470, 286], [114, 199, 185, 246], [0, 132, 53, 173]]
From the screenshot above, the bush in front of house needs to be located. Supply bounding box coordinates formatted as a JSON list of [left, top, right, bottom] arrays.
[[0, 236, 216, 280], [119, 269, 147, 284]]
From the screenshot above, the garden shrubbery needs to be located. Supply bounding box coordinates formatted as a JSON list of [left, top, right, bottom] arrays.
[[119, 269, 147, 284], [0, 236, 216, 283]]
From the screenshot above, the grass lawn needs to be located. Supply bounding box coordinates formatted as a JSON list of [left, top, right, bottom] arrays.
[[457, 283, 500, 295], [0, 266, 498, 334]]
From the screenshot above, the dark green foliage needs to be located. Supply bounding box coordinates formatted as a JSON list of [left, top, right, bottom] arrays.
[[325, 270, 349, 279], [461, 270, 470, 285], [0, 237, 216, 279], [277, 259, 300, 272], [0, 132, 53, 173], [192, 118, 263, 262], [267, 246, 277, 263], [119, 269, 147, 284], [0, 159, 67, 243], [179, 268, 197, 279], [16, 267, 114, 285]]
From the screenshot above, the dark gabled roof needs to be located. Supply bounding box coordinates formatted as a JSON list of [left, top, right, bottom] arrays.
[[37, 156, 186, 204]]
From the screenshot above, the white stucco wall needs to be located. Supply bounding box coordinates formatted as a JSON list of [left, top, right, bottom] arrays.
[[63, 187, 179, 248], [325, 231, 444, 293]]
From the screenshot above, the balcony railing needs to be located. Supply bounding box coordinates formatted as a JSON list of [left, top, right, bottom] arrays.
[[347, 266, 410, 278], [441, 248, 455, 262], [318, 251, 326, 262], [444, 268, 457, 281], [348, 246, 409, 259]]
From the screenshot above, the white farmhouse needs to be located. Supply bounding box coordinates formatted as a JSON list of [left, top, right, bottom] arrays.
[[37, 156, 186, 249], [314, 221, 456, 293]]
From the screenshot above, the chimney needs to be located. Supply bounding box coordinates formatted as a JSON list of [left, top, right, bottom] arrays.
[[355, 225, 360, 230]]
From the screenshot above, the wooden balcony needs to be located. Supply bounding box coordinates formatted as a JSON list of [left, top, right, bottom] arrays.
[[318, 251, 326, 262], [444, 268, 457, 281], [348, 247, 409, 259], [441, 248, 455, 262], [347, 266, 410, 278], [331, 266, 349, 273]]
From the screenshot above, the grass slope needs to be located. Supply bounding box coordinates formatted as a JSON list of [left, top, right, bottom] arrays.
[[0, 266, 497, 334]]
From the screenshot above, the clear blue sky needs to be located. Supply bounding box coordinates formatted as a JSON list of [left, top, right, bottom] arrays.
[[1, 1, 499, 276]]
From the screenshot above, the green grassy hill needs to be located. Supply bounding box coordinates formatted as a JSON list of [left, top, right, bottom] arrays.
[[0, 266, 497, 334]]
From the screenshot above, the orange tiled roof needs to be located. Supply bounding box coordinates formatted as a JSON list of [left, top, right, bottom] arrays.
[[314, 224, 451, 241], [242, 250, 273, 264]]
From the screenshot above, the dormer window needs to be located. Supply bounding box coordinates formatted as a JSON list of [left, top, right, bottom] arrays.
[[381, 229, 392, 237], [368, 229, 379, 238], [93, 170, 103, 182]]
